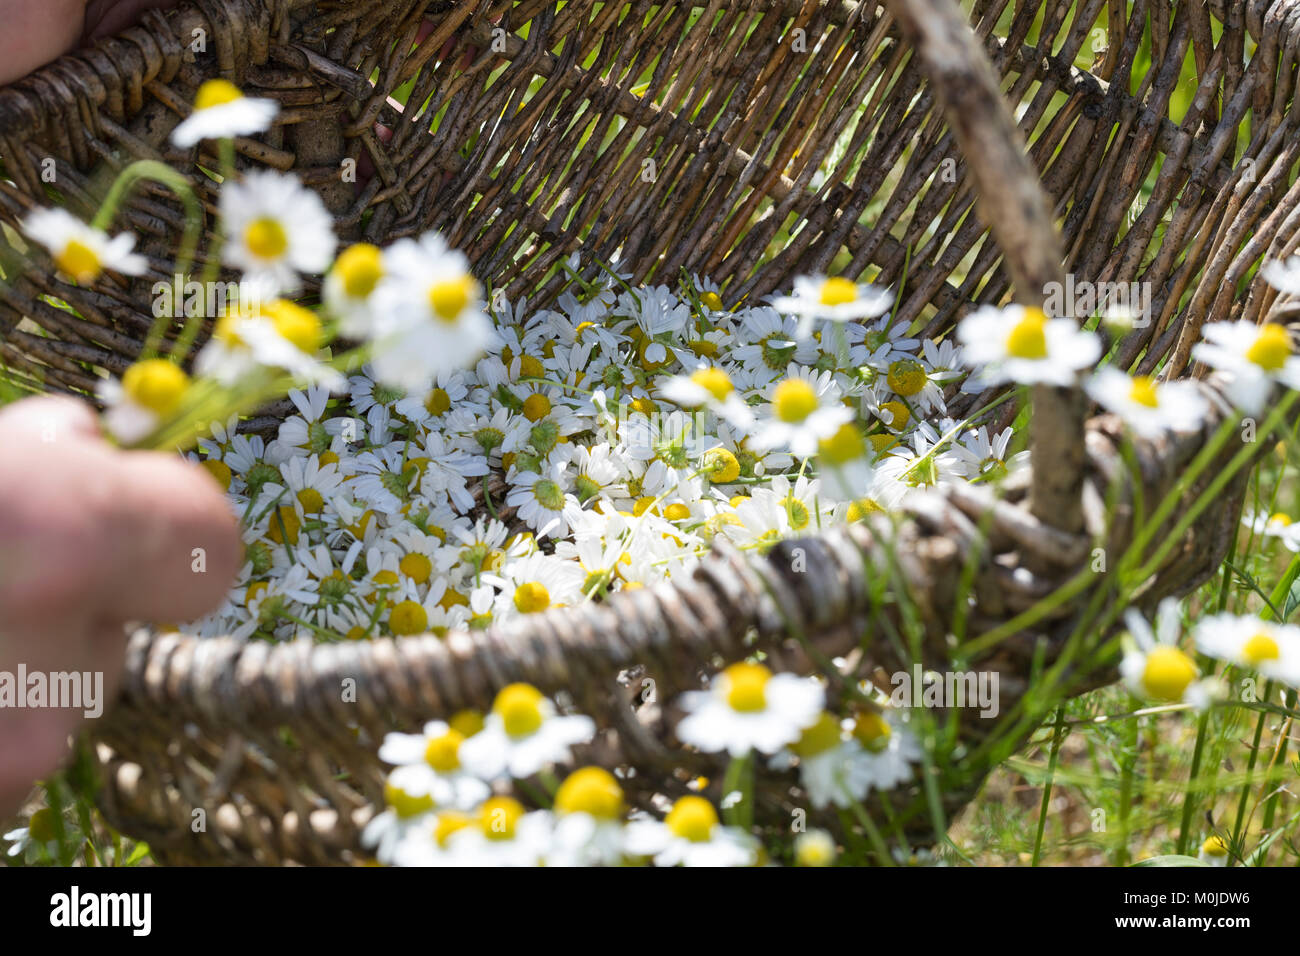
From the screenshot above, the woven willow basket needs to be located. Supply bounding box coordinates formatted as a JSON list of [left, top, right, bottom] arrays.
[[1, 0, 1298, 865]]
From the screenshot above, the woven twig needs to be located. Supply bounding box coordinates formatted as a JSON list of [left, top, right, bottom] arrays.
[[2, 0, 1300, 863]]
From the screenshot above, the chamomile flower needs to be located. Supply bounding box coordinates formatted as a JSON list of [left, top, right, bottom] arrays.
[[675, 661, 823, 757], [1198, 835, 1231, 867], [220, 170, 336, 296], [771, 274, 892, 338], [1118, 599, 1218, 708], [171, 79, 279, 147], [752, 369, 854, 457], [794, 829, 837, 867], [22, 207, 146, 284], [776, 711, 866, 809], [1193, 614, 1300, 688], [957, 304, 1101, 386], [443, 797, 553, 867], [547, 767, 628, 867], [844, 707, 922, 794], [1261, 256, 1300, 297], [458, 683, 596, 781], [1086, 367, 1208, 437], [323, 242, 385, 336], [623, 796, 758, 867], [375, 721, 492, 810], [361, 764, 439, 862], [97, 359, 191, 444], [195, 299, 342, 387], [368, 231, 494, 392], [1193, 321, 1300, 414], [1242, 509, 1300, 551], [507, 463, 580, 537]]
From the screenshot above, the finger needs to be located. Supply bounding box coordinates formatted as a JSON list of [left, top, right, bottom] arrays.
[[98, 452, 241, 623], [0, 394, 103, 445], [82, 0, 178, 41]]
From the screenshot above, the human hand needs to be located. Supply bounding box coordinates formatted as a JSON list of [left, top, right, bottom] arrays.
[[0, 396, 238, 817], [0, 0, 178, 86]]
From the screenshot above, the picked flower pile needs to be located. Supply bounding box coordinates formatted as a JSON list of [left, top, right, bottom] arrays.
[[14, 79, 1300, 865]]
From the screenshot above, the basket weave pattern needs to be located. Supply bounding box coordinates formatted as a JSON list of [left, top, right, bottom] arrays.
[[0, 0, 1296, 863]]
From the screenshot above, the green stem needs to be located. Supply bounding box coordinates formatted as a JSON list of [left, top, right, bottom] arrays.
[[1031, 706, 1067, 866]]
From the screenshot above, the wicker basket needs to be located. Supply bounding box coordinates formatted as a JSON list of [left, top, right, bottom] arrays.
[[0, 0, 1295, 864]]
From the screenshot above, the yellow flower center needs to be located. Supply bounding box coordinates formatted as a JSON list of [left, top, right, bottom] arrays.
[[1128, 375, 1160, 408], [423, 387, 451, 417], [424, 729, 464, 773], [296, 487, 324, 515], [1140, 645, 1198, 701], [1201, 835, 1229, 857], [699, 291, 724, 311], [319, 450, 339, 466], [399, 552, 433, 584], [772, 378, 819, 423], [554, 767, 624, 819], [518, 355, 546, 379], [522, 393, 552, 422], [877, 400, 908, 431], [384, 781, 434, 819], [663, 503, 692, 522], [1246, 324, 1292, 372], [494, 683, 546, 738], [194, 78, 244, 111], [1241, 632, 1280, 665], [1270, 512, 1292, 526], [428, 274, 477, 323], [480, 796, 525, 841], [1005, 306, 1049, 360], [791, 712, 842, 758], [819, 276, 858, 306], [450, 709, 485, 738], [690, 367, 733, 402], [266, 505, 300, 545], [264, 299, 322, 354], [887, 358, 927, 397], [703, 447, 741, 482], [846, 498, 882, 522], [513, 580, 551, 614], [201, 458, 232, 490], [54, 238, 102, 283], [243, 217, 288, 261], [723, 661, 772, 713], [433, 811, 473, 847], [852, 710, 892, 753], [333, 242, 383, 299], [244, 581, 268, 609], [868, 433, 898, 454], [629, 396, 658, 416], [818, 423, 865, 466], [388, 600, 429, 636], [121, 358, 190, 417], [665, 796, 718, 843]]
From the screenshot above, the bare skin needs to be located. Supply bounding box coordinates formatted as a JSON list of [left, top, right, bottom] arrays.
[[0, 0, 178, 85], [0, 397, 239, 817]]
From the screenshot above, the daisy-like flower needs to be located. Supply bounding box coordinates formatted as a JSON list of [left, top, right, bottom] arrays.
[[323, 242, 385, 336], [1198, 835, 1231, 867], [22, 207, 146, 284], [1261, 256, 1300, 297], [794, 829, 837, 867], [1192, 321, 1300, 414], [752, 369, 854, 458], [659, 364, 755, 429], [843, 707, 922, 795], [1193, 614, 1300, 688], [815, 422, 875, 502], [171, 79, 279, 147], [442, 797, 554, 867], [1086, 367, 1208, 438], [375, 721, 491, 811], [368, 231, 494, 392], [97, 358, 191, 444], [957, 304, 1101, 386], [220, 170, 336, 296], [775, 711, 867, 809], [546, 766, 628, 867], [623, 796, 758, 867], [361, 764, 440, 862], [195, 299, 342, 388], [771, 274, 892, 338], [457, 683, 596, 781], [506, 463, 581, 538], [484, 551, 586, 620], [1118, 599, 1218, 708], [1241, 509, 1300, 551], [675, 661, 823, 757]]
